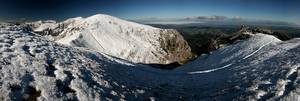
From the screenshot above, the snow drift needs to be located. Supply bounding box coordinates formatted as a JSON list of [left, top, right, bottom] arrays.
[[28, 14, 192, 64]]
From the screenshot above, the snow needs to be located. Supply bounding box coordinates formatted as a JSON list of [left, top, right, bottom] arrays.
[[31, 20, 58, 32], [33, 14, 192, 64], [184, 33, 280, 74], [242, 41, 274, 59], [2, 16, 300, 100], [188, 63, 233, 74], [177, 33, 282, 72]]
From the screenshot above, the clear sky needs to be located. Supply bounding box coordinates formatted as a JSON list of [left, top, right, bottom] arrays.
[[0, 0, 299, 24]]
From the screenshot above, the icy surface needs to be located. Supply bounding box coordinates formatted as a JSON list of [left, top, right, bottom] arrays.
[[1, 24, 300, 100]]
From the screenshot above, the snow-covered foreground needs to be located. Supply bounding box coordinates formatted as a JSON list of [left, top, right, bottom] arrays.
[[1, 25, 300, 101]]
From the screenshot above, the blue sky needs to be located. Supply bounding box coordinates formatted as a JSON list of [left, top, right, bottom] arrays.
[[0, 0, 299, 24], [110, 0, 300, 23]]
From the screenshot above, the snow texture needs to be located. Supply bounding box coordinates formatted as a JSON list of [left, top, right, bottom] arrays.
[[30, 14, 192, 64], [1, 19, 300, 101]]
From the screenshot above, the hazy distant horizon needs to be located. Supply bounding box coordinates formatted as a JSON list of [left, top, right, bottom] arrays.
[[0, 0, 299, 25]]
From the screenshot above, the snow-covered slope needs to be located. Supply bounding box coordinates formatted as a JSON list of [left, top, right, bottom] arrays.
[[2, 21, 300, 100], [177, 33, 282, 72], [29, 14, 192, 64]]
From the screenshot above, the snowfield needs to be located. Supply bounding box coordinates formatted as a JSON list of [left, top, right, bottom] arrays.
[[1, 20, 300, 100]]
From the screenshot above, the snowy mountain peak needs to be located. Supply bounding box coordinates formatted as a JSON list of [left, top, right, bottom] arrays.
[[82, 14, 158, 31], [29, 14, 193, 64]]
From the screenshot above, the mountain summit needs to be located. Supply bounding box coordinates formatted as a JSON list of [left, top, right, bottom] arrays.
[[29, 14, 192, 64]]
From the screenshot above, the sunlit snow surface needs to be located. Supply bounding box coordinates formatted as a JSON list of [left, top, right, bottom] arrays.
[[30, 14, 192, 64], [1, 24, 300, 101]]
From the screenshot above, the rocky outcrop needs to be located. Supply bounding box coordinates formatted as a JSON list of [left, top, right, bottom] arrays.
[[26, 17, 84, 38], [158, 29, 192, 64], [238, 26, 291, 41]]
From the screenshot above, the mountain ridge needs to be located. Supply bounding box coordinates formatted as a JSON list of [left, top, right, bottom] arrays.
[[27, 14, 193, 64]]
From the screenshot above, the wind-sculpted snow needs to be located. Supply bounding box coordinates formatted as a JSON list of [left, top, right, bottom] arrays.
[[29, 14, 192, 64], [1, 25, 300, 101]]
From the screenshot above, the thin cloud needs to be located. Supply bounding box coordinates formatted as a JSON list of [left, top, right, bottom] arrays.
[[187, 16, 246, 21], [132, 15, 298, 26], [232, 16, 243, 21], [197, 16, 228, 21]]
